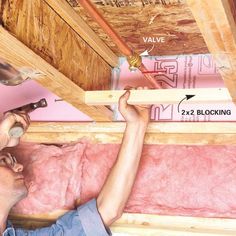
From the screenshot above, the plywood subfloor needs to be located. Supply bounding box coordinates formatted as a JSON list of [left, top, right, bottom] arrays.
[[68, 0, 209, 56]]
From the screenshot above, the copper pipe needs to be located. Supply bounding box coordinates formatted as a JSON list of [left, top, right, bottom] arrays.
[[79, 0, 131, 56], [79, 0, 161, 89]]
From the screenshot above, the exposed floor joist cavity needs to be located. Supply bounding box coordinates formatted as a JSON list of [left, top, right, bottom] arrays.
[[85, 88, 231, 105], [43, 0, 118, 67], [0, 0, 112, 91], [0, 27, 113, 121], [186, 0, 236, 103]]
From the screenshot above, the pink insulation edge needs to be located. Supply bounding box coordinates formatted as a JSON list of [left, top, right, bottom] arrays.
[[8, 142, 236, 219], [0, 80, 92, 121], [114, 54, 236, 122], [1, 54, 235, 121]]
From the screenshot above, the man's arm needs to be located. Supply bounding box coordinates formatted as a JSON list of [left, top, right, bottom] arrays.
[[0, 112, 30, 150], [9, 89, 149, 236], [97, 87, 150, 226]]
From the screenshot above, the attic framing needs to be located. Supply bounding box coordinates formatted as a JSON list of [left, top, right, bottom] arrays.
[[0, 27, 114, 121], [43, 0, 118, 67], [186, 0, 236, 103], [0, 0, 235, 121], [1, 0, 236, 235]]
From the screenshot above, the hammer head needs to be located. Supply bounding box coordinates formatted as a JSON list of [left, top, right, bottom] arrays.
[[4, 98, 48, 114], [33, 99, 48, 108]]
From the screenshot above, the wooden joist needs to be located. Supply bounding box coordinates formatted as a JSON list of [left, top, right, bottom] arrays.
[[22, 122, 236, 145], [111, 213, 236, 236], [85, 88, 231, 105], [43, 0, 118, 67], [26, 122, 236, 134], [186, 0, 236, 103], [0, 27, 113, 121], [22, 132, 236, 145]]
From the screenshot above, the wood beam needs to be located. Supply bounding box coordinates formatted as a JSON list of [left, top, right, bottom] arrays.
[[186, 0, 236, 103], [22, 132, 236, 145], [26, 122, 236, 134], [21, 122, 236, 145], [112, 212, 236, 235], [115, 213, 236, 232], [0, 27, 113, 121], [85, 88, 231, 105], [111, 226, 236, 236], [43, 0, 118, 67]]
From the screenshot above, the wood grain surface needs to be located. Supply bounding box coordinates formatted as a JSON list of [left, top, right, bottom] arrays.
[[68, 0, 209, 56], [0, 0, 111, 91]]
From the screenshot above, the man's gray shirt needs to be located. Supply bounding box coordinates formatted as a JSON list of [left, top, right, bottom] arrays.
[[4, 199, 111, 236]]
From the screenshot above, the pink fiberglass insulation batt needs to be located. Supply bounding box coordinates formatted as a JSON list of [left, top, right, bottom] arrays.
[[81, 144, 236, 218], [8, 142, 236, 218], [8, 142, 86, 214]]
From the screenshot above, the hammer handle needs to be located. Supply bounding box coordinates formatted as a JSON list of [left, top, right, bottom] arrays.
[[9, 122, 24, 138]]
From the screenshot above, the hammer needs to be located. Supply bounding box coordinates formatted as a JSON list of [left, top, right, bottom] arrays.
[[4, 99, 48, 138]]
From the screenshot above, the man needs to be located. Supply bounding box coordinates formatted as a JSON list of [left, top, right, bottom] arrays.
[[0, 88, 150, 236]]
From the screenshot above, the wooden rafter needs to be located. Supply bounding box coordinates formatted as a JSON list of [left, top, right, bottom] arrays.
[[43, 0, 118, 67], [85, 88, 231, 105], [0, 27, 113, 121], [21, 122, 236, 145], [186, 0, 236, 103]]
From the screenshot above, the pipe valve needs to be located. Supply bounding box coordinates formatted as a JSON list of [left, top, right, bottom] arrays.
[[127, 52, 142, 72]]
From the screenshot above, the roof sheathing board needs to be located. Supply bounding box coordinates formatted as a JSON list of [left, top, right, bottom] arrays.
[[68, 0, 209, 56]]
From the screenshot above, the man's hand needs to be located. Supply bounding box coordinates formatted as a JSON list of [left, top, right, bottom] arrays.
[[118, 87, 151, 125], [0, 112, 30, 148]]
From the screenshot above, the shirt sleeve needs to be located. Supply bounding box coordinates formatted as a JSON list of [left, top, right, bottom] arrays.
[[76, 198, 112, 236], [15, 199, 112, 236]]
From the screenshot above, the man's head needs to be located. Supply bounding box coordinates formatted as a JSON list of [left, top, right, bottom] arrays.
[[0, 153, 27, 206]]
